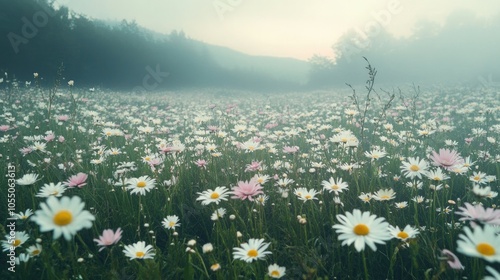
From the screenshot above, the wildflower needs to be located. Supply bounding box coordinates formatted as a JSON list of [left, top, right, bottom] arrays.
[[365, 149, 387, 160], [294, 187, 320, 202], [211, 208, 226, 221], [425, 168, 450, 181], [26, 244, 42, 257], [240, 140, 260, 152], [231, 179, 264, 201], [254, 195, 268, 206], [372, 189, 396, 201], [440, 249, 464, 270], [412, 196, 425, 204], [430, 149, 463, 170], [36, 182, 67, 198], [125, 176, 156, 196], [388, 225, 419, 241], [321, 177, 349, 195], [470, 171, 488, 184], [455, 203, 500, 227], [332, 209, 391, 252], [233, 238, 272, 263], [472, 185, 497, 198], [283, 146, 299, 154], [268, 263, 286, 278], [253, 174, 270, 185], [245, 161, 262, 172], [196, 187, 229, 205], [394, 202, 408, 209], [162, 215, 181, 230], [1, 231, 29, 251], [276, 178, 294, 188], [202, 243, 213, 253], [14, 209, 33, 220], [358, 192, 372, 203], [210, 263, 221, 271], [194, 159, 208, 169], [187, 239, 197, 247], [31, 141, 46, 152], [456, 225, 500, 262], [400, 157, 429, 179], [16, 173, 41, 186], [31, 196, 95, 241], [64, 173, 88, 188], [123, 241, 155, 260], [94, 228, 122, 251]]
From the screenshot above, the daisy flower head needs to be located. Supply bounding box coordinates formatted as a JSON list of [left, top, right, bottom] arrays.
[[430, 148, 463, 170], [400, 157, 429, 179], [162, 215, 181, 230], [2, 231, 29, 251], [36, 182, 67, 198], [231, 179, 264, 201], [14, 209, 33, 220], [125, 176, 156, 196], [372, 188, 396, 201], [332, 209, 391, 252], [123, 241, 155, 260], [31, 196, 95, 241], [196, 186, 229, 205], [364, 149, 387, 160], [211, 208, 227, 221], [16, 173, 41, 186], [294, 187, 320, 202], [321, 177, 349, 195], [64, 172, 88, 188], [456, 225, 500, 262], [268, 263, 286, 278], [233, 238, 272, 263], [455, 203, 500, 227], [94, 228, 123, 251], [26, 244, 43, 257], [388, 225, 419, 241], [440, 249, 464, 270]]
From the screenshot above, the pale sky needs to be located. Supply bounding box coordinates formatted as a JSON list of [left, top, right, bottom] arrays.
[[56, 0, 500, 61]]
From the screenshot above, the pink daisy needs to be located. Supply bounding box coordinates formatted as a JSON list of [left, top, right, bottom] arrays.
[[430, 148, 464, 170], [455, 203, 500, 227], [94, 228, 123, 251], [64, 173, 88, 188], [231, 178, 264, 201]]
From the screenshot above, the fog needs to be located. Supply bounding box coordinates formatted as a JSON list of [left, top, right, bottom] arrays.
[[1, 1, 499, 91]]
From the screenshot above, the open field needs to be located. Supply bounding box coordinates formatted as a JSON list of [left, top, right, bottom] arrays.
[[1, 82, 499, 279]]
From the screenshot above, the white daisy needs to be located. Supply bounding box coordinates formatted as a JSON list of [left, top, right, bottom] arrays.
[[31, 196, 95, 241], [123, 241, 155, 260], [233, 238, 272, 263]]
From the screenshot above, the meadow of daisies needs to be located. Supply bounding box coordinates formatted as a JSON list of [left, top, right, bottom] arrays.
[[1, 74, 500, 279]]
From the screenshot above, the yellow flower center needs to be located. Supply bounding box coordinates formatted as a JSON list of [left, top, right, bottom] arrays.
[[53, 210, 73, 226], [248, 146, 255, 151], [136, 251, 145, 258], [381, 195, 390, 200], [473, 176, 480, 181], [397, 232, 409, 239], [247, 249, 258, 258], [331, 185, 339, 190], [410, 165, 420, 172], [210, 192, 220, 199], [13, 239, 21, 247], [305, 194, 312, 199], [353, 224, 370, 236], [433, 177, 441, 181], [137, 181, 146, 188], [32, 249, 40, 255], [271, 270, 280, 277], [476, 243, 495, 256], [169, 221, 175, 227]]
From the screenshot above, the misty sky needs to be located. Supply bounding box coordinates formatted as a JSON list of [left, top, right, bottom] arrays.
[[55, 0, 500, 60]]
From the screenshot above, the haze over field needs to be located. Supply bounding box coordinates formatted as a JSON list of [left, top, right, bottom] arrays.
[[1, 0, 500, 89]]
